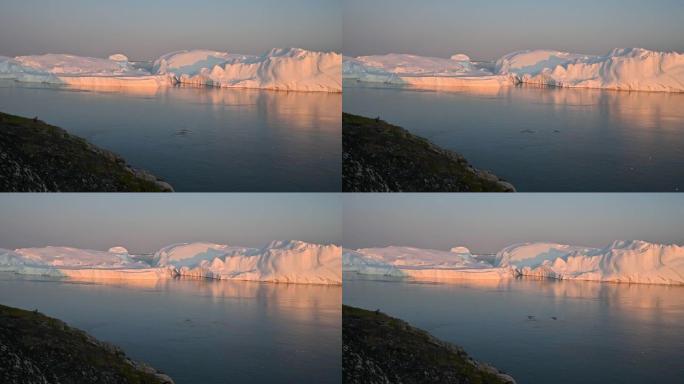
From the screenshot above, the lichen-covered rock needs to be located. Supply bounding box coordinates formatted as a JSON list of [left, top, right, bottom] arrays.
[[343, 305, 515, 384], [0, 111, 172, 192], [342, 113, 515, 192], [0, 304, 173, 384]]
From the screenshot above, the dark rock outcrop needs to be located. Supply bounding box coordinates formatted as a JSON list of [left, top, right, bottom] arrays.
[[0, 304, 173, 384], [343, 305, 516, 384], [343, 113, 515, 192], [0, 112, 172, 192]]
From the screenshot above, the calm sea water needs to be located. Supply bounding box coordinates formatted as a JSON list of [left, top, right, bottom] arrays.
[[0, 81, 341, 191], [343, 83, 684, 191], [344, 274, 684, 384], [0, 274, 341, 384]]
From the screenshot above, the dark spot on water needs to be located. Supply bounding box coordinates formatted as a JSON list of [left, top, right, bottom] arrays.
[[175, 128, 192, 137], [520, 129, 535, 134]]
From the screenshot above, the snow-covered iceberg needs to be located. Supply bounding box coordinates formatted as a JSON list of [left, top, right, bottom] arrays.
[[157, 48, 342, 92], [498, 48, 684, 92], [0, 48, 342, 92], [154, 240, 341, 285], [342, 249, 403, 277], [0, 240, 342, 285], [494, 50, 591, 76], [0, 53, 168, 87], [498, 240, 684, 285], [343, 246, 512, 281], [344, 240, 684, 285], [344, 48, 684, 92], [343, 53, 510, 88], [0, 246, 168, 280]]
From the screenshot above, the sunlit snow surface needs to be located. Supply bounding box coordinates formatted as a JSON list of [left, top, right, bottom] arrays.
[[344, 240, 684, 285], [344, 48, 684, 92], [0, 240, 341, 285], [0, 48, 342, 92]]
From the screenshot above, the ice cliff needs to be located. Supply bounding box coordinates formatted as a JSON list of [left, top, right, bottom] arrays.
[[343, 246, 513, 281], [156, 48, 341, 92], [0, 48, 342, 92], [344, 48, 684, 92], [497, 240, 684, 285], [0, 240, 341, 285], [343, 53, 509, 88], [154, 240, 341, 284], [344, 240, 684, 285]]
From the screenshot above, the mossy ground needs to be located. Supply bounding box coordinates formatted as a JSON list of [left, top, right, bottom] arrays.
[[0, 111, 171, 192], [343, 305, 514, 384], [343, 113, 514, 192], [0, 304, 171, 384]]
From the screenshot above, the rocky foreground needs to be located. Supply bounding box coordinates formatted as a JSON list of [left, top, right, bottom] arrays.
[[343, 305, 515, 384], [0, 304, 173, 384], [0, 112, 172, 192], [342, 113, 515, 192]]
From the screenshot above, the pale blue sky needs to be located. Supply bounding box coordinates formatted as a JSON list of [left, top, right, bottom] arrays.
[[344, 0, 684, 59], [0, 194, 341, 253], [0, 0, 341, 59], [343, 194, 684, 253]]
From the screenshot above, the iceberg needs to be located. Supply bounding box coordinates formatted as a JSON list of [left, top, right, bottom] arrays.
[[495, 50, 592, 76], [498, 240, 684, 285], [354, 245, 485, 268], [344, 240, 684, 285], [0, 53, 168, 88], [108, 54, 129, 62], [342, 249, 403, 277], [152, 50, 253, 75], [155, 240, 341, 285], [343, 53, 510, 88], [12, 54, 143, 75], [498, 48, 684, 92], [345, 48, 684, 92], [157, 48, 342, 92], [0, 240, 342, 285], [346, 54, 477, 76], [343, 246, 511, 281], [107, 246, 130, 254], [495, 242, 596, 268], [0, 48, 342, 92], [0, 246, 167, 280]]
